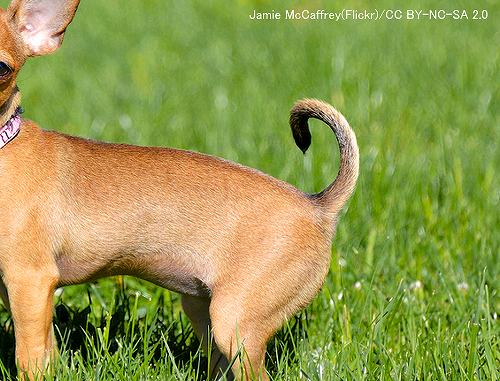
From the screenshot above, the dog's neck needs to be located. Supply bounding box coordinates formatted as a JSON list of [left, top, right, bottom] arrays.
[[0, 88, 21, 127]]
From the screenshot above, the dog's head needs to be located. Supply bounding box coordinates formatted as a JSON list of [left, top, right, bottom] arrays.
[[0, 0, 80, 117]]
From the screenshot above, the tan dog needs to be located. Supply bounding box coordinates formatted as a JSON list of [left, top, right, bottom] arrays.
[[0, 0, 359, 379]]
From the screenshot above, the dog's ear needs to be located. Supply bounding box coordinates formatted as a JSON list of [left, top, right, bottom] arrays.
[[7, 0, 80, 56]]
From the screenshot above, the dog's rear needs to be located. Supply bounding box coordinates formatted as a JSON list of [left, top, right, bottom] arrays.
[[208, 99, 359, 380], [0, 1, 359, 380]]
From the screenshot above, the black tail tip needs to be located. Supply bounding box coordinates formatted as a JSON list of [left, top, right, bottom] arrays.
[[296, 137, 311, 154], [290, 117, 312, 154]]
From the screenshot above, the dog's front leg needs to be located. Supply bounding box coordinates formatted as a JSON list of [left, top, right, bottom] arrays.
[[4, 267, 58, 379]]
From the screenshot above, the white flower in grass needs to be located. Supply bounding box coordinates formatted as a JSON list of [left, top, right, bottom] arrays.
[[409, 280, 423, 290], [141, 291, 152, 301], [338, 257, 347, 268], [353, 281, 362, 290], [337, 291, 343, 301], [457, 282, 469, 292]]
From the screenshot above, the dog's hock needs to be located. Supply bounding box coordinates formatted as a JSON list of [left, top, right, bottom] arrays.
[[7, 0, 80, 56]]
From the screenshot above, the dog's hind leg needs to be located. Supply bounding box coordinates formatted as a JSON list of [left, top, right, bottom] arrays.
[[209, 292, 271, 381], [181, 295, 231, 380], [209, 240, 331, 380]]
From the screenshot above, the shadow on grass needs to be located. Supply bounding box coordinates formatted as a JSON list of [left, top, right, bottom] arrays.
[[0, 286, 306, 380], [0, 310, 15, 377]]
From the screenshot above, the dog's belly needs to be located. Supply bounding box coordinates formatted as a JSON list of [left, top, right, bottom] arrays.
[[56, 244, 213, 297]]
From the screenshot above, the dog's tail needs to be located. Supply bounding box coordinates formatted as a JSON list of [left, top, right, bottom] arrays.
[[290, 98, 359, 217]]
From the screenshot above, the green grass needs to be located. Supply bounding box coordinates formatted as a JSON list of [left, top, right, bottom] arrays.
[[0, 0, 499, 379]]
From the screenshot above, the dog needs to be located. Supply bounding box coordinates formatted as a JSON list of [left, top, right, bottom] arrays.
[[0, 0, 359, 379]]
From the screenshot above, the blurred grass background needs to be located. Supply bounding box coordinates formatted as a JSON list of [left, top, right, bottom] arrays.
[[0, 0, 499, 379]]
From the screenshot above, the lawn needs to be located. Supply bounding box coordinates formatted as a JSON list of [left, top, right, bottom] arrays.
[[0, 0, 498, 379]]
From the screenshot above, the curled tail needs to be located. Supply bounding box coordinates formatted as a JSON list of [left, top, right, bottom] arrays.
[[290, 99, 359, 216]]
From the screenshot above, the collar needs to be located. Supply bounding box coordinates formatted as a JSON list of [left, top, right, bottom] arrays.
[[0, 107, 22, 149]]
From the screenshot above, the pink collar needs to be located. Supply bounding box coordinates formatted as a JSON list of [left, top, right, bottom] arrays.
[[0, 108, 22, 149]]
